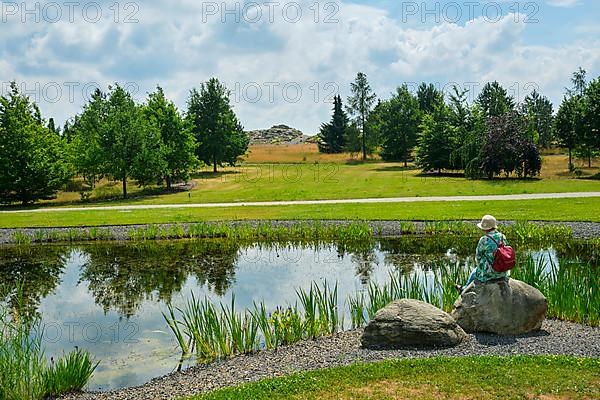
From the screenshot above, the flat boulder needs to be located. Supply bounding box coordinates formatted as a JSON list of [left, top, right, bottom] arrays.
[[361, 299, 468, 348], [451, 278, 547, 335]]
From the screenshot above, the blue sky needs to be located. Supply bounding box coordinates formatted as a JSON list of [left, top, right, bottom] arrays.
[[1, 0, 599, 134]]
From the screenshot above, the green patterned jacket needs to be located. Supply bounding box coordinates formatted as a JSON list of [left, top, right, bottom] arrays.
[[474, 229, 509, 283]]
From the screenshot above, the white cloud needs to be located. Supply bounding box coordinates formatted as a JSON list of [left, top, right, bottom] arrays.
[[1, 0, 598, 134]]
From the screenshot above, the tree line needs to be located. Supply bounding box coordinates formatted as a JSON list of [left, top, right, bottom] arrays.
[[0, 78, 248, 204], [319, 68, 600, 178]]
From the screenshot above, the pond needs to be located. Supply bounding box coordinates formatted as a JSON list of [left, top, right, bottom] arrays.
[[0, 238, 565, 391]]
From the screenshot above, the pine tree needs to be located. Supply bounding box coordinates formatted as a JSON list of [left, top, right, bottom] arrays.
[[318, 95, 348, 153], [346, 72, 377, 161], [476, 81, 515, 118]]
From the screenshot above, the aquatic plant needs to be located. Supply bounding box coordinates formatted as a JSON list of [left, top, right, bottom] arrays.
[[0, 295, 98, 400]]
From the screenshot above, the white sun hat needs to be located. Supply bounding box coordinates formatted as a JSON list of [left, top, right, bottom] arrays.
[[477, 215, 498, 230]]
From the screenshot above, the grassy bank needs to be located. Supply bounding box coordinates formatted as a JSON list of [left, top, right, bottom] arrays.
[[188, 355, 599, 400], [2, 158, 599, 209], [2, 197, 600, 228]]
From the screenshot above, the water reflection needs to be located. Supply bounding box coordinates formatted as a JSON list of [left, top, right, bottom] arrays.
[[80, 241, 241, 317], [0, 246, 66, 320], [0, 237, 595, 391]]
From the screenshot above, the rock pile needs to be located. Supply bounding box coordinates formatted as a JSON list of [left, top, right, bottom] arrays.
[[247, 124, 314, 145]]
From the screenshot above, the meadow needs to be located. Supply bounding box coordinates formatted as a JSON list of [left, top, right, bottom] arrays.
[[190, 356, 599, 400], [12, 148, 599, 208]]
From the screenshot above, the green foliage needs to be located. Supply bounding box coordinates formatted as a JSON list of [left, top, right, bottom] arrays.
[[416, 82, 444, 115], [520, 90, 554, 147], [476, 81, 515, 118], [164, 281, 342, 362], [70, 89, 107, 189], [97, 84, 166, 198], [0, 299, 98, 400], [43, 349, 99, 398], [346, 72, 377, 160], [378, 85, 422, 165], [555, 94, 584, 167], [187, 78, 249, 172], [582, 77, 600, 163], [0, 82, 73, 204], [318, 95, 348, 154], [144, 86, 198, 188], [416, 102, 458, 172]]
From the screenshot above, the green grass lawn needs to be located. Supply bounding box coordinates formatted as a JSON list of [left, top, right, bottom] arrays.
[[2, 198, 600, 228], [187, 355, 599, 400], [10, 162, 600, 210]]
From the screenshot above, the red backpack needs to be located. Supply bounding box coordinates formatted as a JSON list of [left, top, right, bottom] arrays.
[[486, 234, 516, 272]]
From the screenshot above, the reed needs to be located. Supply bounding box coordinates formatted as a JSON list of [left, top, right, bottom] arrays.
[[165, 281, 343, 362], [0, 303, 98, 400], [11, 230, 31, 245]]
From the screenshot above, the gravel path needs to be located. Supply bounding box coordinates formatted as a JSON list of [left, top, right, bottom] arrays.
[[64, 319, 599, 400], [2, 220, 600, 245]]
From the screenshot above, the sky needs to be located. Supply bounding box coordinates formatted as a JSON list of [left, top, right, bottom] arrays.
[[1, 0, 599, 134]]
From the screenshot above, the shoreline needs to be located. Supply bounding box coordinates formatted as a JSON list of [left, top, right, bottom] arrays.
[[62, 319, 600, 400], [3, 219, 600, 245]]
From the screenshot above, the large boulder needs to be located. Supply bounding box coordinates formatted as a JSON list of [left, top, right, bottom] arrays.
[[451, 278, 547, 335], [361, 299, 468, 348]]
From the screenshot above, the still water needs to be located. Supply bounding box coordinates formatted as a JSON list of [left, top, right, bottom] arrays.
[[0, 239, 557, 391]]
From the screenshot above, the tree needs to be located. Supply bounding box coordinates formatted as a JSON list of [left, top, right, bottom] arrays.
[[187, 78, 249, 172], [416, 83, 444, 115], [476, 81, 515, 118], [70, 88, 107, 189], [577, 76, 600, 168], [583, 77, 600, 160], [480, 112, 541, 178], [318, 95, 348, 153], [0, 82, 73, 204], [346, 72, 377, 161], [417, 102, 457, 173], [144, 86, 198, 189], [447, 86, 482, 175], [101, 85, 165, 198], [47, 117, 59, 135], [566, 67, 587, 97], [555, 95, 583, 169], [344, 122, 362, 158], [520, 90, 554, 147], [379, 85, 422, 165]]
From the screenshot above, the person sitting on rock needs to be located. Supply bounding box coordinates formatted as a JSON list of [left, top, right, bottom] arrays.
[[455, 215, 509, 293]]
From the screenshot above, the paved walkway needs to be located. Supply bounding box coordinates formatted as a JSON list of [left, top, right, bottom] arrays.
[[2, 192, 600, 213]]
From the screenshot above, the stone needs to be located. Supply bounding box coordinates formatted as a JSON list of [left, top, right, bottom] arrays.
[[247, 125, 312, 145], [451, 278, 548, 335], [361, 299, 468, 348]]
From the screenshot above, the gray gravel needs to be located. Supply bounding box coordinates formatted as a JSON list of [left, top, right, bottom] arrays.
[[63, 319, 599, 400], [3, 220, 600, 245]]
